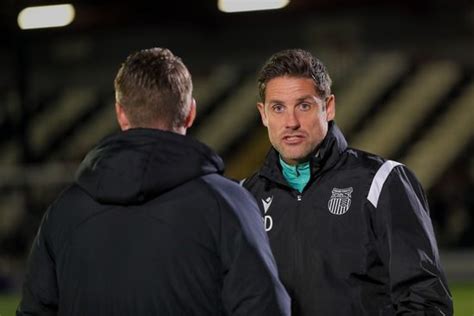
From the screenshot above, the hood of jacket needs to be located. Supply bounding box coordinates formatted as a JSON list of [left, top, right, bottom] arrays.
[[75, 128, 224, 204]]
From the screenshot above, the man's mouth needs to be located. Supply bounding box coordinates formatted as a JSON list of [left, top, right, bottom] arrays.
[[283, 134, 305, 144]]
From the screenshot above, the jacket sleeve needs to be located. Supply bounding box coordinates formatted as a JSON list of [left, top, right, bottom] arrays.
[[16, 208, 59, 316], [213, 182, 291, 316], [371, 163, 453, 315]]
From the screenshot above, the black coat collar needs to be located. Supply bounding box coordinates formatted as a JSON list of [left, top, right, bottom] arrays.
[[259, 121, 348, 185]]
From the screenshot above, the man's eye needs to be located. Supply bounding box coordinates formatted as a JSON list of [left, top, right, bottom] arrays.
[[272, 104, 284, 112], [299, 103, 311, 111]]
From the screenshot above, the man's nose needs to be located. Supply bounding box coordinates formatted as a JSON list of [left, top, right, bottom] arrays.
[[285, 110, 300, 129]]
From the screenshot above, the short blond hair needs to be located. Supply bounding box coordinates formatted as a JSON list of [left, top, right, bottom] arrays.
[[114, 47, 192, 129]]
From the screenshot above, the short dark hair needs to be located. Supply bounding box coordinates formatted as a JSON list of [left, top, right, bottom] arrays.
[[257, 49, 332, 102], [114, 47, 192, 129]]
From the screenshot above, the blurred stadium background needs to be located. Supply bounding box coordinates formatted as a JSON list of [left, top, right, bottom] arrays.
[[0, 0, 473, 314]]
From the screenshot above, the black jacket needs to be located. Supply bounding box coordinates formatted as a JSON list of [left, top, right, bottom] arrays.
[[243, 122, 453, 316], [17, 128, 290, 316]]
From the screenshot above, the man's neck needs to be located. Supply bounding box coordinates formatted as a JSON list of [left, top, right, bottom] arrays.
[[279, 157, 311, 193]]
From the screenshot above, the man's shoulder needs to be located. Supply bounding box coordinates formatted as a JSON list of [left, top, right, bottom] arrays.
[[37, 184, 93, 245], [47, 184, 90, 218], [200, 173, 262, 223], [344, 147, 389, 172], [200, 173, 257, 203], [239, 171, 262, 190], [345, 147, 412, 180], [344, 148, 425, 208]]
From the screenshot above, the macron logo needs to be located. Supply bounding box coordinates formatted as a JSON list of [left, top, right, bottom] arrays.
[[262, 196, 273, 213], [262, 196, 274, 232]]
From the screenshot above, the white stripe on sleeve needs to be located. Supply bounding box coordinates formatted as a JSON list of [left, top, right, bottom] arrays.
[[367, 160, 403, 208]]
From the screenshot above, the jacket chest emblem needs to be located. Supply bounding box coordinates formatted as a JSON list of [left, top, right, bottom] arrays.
[[261, 196, 273, 231], [328, 187, 353, 215], [262, 196, 273, 213]]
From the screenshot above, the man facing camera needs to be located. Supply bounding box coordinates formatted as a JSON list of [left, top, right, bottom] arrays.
[[243, 48, 452, 315]]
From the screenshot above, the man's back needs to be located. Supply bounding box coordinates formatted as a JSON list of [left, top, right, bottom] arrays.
[[18, 129, 290, 315]]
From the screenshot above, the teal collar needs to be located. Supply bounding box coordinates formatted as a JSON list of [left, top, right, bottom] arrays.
[[279, 157, 310, 193]]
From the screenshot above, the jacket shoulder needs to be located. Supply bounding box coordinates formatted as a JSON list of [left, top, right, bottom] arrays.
[[344, 147, 388, 172], [36, 184, 93, 252], [240, 171, 262, 191], [45, 184, 90, 223], [201, 173, 258, 209], [347, 149, 423, 208]]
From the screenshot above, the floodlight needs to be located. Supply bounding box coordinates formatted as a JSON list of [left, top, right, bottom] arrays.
[[218, 0, 289, 13], [18, 4, 75, 30]]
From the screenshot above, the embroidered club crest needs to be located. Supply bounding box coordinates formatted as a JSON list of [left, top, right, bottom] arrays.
[[328, 187, 353, 215]]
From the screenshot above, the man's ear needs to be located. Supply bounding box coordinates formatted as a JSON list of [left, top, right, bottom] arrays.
[[115, 102, 131, 130], [257, 102, 268, 127], [184, 98, 196, 129], [325, 94, 336, 121]]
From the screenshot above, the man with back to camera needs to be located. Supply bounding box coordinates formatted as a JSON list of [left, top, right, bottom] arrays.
[[17, 47, 290, 316], [242, 48, 453, 315]]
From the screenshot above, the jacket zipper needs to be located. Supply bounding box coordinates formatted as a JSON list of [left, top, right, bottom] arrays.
[[293, 189, 302, 298]]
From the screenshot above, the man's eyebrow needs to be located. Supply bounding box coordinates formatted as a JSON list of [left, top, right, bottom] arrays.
[[267, 98, 285, 104], [296, 95, 318, 102]]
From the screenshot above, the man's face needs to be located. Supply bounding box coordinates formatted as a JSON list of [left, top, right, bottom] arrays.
[[257, 76, 335, 165]]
